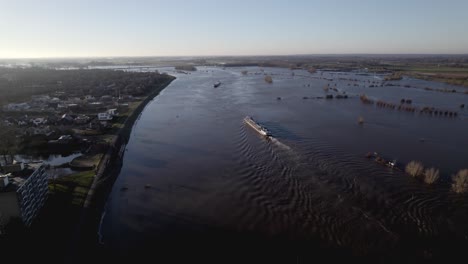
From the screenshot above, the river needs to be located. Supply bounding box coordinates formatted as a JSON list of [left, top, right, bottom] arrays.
[[99, 66, 468, 262]]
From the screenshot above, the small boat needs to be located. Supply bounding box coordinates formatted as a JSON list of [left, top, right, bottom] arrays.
[[366, 152, 399, 170], [244, 116, 271, 137], [214, 82, 221, 88]]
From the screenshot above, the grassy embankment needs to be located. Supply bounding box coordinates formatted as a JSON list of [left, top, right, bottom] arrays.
[[49, 170, 95, 206]]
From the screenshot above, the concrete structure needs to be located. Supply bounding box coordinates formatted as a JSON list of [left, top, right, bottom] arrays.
[[0, 165, 49, 228]]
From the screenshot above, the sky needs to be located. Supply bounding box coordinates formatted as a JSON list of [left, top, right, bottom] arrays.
[[1, 0, 468, 58]]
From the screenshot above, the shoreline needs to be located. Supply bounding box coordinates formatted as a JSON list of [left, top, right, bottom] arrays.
[[68, 76, 176, 261]]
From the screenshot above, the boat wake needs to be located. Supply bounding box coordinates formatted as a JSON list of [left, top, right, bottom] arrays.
[[269, 136, 292, 151]]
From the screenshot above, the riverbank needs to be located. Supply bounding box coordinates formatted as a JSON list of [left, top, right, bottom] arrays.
[[68, 76, 176, 260]]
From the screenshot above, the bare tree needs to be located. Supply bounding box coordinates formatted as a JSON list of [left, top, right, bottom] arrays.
[[424, 168, 440, 184], [452, 169, 468, 193], [405, 161, 424, 177], [0, 123, 18, 168]]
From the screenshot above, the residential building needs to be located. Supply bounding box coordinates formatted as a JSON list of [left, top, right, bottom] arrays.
[[0, 165, 49, 228], [74, 115, 90, 125], [107, 108, 119, 116], [32, 117, 47, 126], [98, 112, 113, 121], [2, 162, 25, 174]]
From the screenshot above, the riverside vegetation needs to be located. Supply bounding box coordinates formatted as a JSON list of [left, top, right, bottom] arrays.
[[405, 160, 468, 192]]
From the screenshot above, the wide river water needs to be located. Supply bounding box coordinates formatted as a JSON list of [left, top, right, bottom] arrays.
[[100, 66, 468, 262]]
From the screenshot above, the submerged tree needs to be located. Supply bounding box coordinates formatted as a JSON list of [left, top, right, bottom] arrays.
[[358, 116, 364, 125], [424, 167, 440, 184], [405, 161, 424, 177], [452, 169, 468, 193]]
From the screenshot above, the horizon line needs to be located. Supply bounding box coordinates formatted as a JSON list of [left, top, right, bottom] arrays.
[[2, 53, 468, 60]]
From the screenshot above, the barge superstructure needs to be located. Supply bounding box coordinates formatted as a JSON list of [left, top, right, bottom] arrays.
[[244, 116, 271, 137]]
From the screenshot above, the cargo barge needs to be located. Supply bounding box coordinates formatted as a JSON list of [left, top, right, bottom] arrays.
[[244, 116, 271, 137]]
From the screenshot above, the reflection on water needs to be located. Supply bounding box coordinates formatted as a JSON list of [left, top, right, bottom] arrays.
[[15, 152, 82, 166], [100, 67, 468, 261], [12, 153, 83, 178]]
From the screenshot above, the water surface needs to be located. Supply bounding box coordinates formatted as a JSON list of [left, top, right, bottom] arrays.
[[100, 67, 468, 262]]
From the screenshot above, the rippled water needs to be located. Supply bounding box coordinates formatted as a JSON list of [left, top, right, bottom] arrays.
[[100, 67, 468, 262]]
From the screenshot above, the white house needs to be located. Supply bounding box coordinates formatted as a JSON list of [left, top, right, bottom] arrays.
[[98, 113, 113, 121], [107, 108, 119, 116]]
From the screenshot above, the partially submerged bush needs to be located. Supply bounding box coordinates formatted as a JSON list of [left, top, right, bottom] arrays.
[[405, 161, 424, 177], [264, 75, 273, 84], [424, 168, 439, 184], [452, 169, 468, 193], [360, 94, 374, 104], [358, 116, 364, 125]]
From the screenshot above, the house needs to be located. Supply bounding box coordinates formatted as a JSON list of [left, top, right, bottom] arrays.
[[31, 95, 51, 103], [107, 108, 119, 116], [31, 117, 47, 126], [2, 162, 25, 174], [17, 120, 27, 126], [4, 103, 30, 111], [48, 135, 73, 145], [84, 95, 95, 101], [74, 115, 90, 125], [88, 102, 104, 110], [57, 104, 68, 110], [68, 97, 82, 103], [98, 113, 113, 121], [60, 114, 75, 125], [67, 103, 79, 110], [57, 135, 73, 143], [100, 95, 113, 102], [26, 126, 52, 136]]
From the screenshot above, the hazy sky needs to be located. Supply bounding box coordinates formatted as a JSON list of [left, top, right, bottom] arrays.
[[1, 0, 468, 58]]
